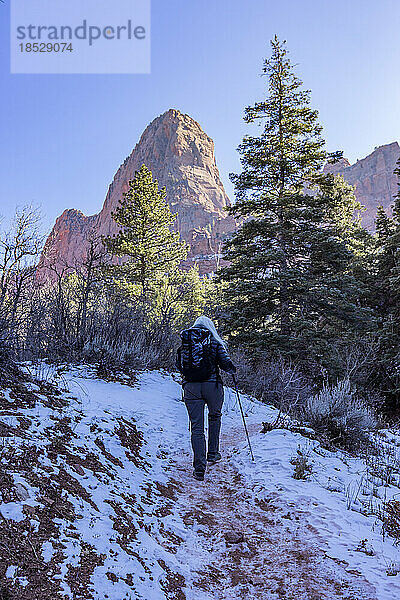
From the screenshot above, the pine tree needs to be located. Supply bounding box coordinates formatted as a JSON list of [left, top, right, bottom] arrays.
[[327, 176, 376, 311], [103, 164, 187, 307], [372, 158, 400, 400], [380, 160, 400, 311], [220, 37, 371, 361], [374, 206, 397, 314], [373, 158, 400, 315]]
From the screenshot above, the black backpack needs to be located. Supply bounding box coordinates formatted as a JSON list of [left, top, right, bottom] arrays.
[[176, 328, 214, 382]]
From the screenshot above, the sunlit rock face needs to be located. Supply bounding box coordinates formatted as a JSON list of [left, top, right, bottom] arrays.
[[39, 111, 400, 282], [324, 142, 400, 230], [39, 109, 237, 278]]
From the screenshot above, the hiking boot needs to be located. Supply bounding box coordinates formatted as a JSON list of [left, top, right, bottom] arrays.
[[207, 452, 222, 464], [193, 470, 205, 481]]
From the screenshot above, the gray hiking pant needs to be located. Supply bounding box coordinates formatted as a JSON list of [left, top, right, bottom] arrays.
[[183, 381, 224, 474]]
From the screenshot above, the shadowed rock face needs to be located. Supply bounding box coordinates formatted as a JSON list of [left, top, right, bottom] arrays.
[[324, 142, 400, 230], [39, 109, 237, 278]]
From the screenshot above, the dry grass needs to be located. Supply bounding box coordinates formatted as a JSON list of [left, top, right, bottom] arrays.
[[382, 500, 400, 544], [291, 448, 313, 480]]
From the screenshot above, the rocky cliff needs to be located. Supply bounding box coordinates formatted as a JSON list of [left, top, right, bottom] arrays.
[[324, 142, 400, 230], [40, 112, 400, 280], [39, 109, 236, 277]]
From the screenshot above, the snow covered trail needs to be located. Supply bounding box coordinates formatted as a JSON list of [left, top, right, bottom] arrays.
[[65, 368, 400, 599], [2, 366, 400, 600], [167, 423, 377, 600]]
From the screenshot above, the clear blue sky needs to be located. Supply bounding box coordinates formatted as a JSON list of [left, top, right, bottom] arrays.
[[1, 0, 400, 233]]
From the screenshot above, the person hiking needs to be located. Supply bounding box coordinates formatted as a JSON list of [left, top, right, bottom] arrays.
[[176, 316, 236, 481]]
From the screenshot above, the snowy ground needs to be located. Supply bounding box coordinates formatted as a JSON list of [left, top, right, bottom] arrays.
[[1, 365, 400, 599]]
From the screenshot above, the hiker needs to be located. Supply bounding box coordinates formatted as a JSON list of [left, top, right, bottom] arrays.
[[176, 316, 236, 481]]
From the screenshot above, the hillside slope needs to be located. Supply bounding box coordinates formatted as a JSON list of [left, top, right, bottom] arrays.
[[0, 366, 400, 599]]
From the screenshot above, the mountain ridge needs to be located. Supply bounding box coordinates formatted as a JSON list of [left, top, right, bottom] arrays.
[[39, 109, 400, 279], [39, 109, 237, 277], [324, 141, 400, 229]]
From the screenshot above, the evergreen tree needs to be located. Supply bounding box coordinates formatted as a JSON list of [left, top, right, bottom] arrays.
[[371, 159, 400, 401], [327, 176, 376, 312], [220, 37, 371, 361], [373, 158, 400, 315], [155, 266, 213, 329], [103, 164, 187, 306], [374, 206, 397, 314]]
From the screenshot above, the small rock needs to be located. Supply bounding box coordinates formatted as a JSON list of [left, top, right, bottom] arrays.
[[23, 505, 36, 517], [261, 422, 274, 433], [387, 563, 400, 576], [355, 539, 375, 556], [224, 531, 245, 544], [72, 464, 85, 476], [14, 483, 30, 501], [249, 576, 264, 586], [41, 496, 54, 505]]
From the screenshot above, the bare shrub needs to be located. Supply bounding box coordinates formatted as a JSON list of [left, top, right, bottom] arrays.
[[327, 335, 381, 385], [0, 206, 43, 359], [83, 326, 177, 371], [81, 299, 179, 372], [365, 434, 400, 488], [305, 378, 377, 447], [231, 349, 312, 415], [381, 500, 400, 544]]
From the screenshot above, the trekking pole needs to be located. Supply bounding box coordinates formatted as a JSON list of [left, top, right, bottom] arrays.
[[232, 375, 255, 462]]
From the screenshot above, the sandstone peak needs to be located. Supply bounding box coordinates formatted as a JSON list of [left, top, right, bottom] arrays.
[[324, 141, 400, 229], [324, 157, 351, 175], [39, 109, 400, 280], [58, 208, 88, 222], [39, 109, 236, 278]]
